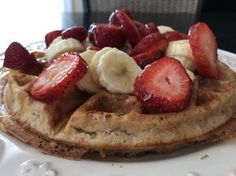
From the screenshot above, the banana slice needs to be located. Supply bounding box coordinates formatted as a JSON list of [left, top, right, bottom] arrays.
[[76, 50, 103, 93], [166, 39, 195, 71], [90, 47, 113, 84], [157, 25, 174, 34], [166, 39, 193, 59], [186, 69, 195, 81], [45, 38, 85, 61], [51, 36, 62, 45], [83, 38, 94, 49], [172, 56, 195, 71], [90, 47, 142, 94]]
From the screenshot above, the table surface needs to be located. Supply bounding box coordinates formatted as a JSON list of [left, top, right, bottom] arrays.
[[0, 1, 235, 53]]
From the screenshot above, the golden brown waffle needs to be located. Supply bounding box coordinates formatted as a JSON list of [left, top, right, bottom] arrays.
[[1, 62, 236, 159]]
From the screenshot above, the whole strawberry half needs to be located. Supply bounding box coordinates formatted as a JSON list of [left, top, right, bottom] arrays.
[[45, 30, 62, 47], [116, 10, 142, 47], [31, 52, 87, 102], [88, 23, 126, 48], [62, 26, 87, 41], [134, 56, 192, 113], [188, 22, 218, 79], [3, 42, 42, 75], [131, 33, 168, 56]]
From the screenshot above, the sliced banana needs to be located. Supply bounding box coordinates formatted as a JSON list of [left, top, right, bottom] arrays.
[[166, 39, 193, 59], [51, 36, 62, 45], [172, 56, 195, 71], [90, 47, 142, 94], [166, 39, 195, 71], [76, 50, 103, 93], [90, 47, 113, 84], [45, 38, 85, 61], [186, 69, 195, 81], [157, 25, 174, 34]]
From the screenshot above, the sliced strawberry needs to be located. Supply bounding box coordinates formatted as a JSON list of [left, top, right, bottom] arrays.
[[134, 56, 192, 113], [3, 42, 43, 75], [27, 52, 46, 75], [188, 22, 218, 79], [131, 33, 168, 56], [134, 20, 144, 28], [45, 30, 62, 47], [88, 23, 126, 48], [31, 52, 87, 102], [109, 9, 133, 26], [62, 26, 87, 41], [116, 10, 142, 47], [24, 62, 45, 76], [164, 31, 188, 42], [138, 22, 159, 37], [133, 50, 163, 69]]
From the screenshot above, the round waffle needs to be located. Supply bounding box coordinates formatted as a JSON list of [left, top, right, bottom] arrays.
[[1, 61, 236, 158]]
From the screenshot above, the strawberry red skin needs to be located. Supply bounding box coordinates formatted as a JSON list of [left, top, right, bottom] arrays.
[[109, 9, 133, 26], [45, 30, 62, 47], [116, 10, 142, 47], [31, 52, 87, 102], [164, 31, 188, 42], [134, 20, 143, 28], [134, 56, 192, 113], [131, 33, 168, 56], [3, 42, 40, 72], [88, 23, 126, 48], [188, 22, 218, 79], [138, 22, 160, 37], [62, 26, 87, 41]]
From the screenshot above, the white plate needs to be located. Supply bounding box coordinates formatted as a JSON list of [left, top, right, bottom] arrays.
[[0, 44, 236, 176]]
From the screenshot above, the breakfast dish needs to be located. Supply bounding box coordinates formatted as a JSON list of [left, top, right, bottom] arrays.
[[1, 9, 236, 159]]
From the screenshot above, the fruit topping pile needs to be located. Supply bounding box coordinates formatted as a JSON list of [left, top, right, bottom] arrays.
[[3, 9, 219, 113]]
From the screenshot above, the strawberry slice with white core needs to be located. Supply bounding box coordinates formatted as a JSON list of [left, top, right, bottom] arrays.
[[134, 56, 192, 113], [188, 22, 219, 79], [31, 52, 87, 102]]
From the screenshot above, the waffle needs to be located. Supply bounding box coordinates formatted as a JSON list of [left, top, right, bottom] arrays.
[[1, 61, 236, 159]]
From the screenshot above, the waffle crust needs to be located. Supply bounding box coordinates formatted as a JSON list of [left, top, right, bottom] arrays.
[[1, 62, 236, 158]]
